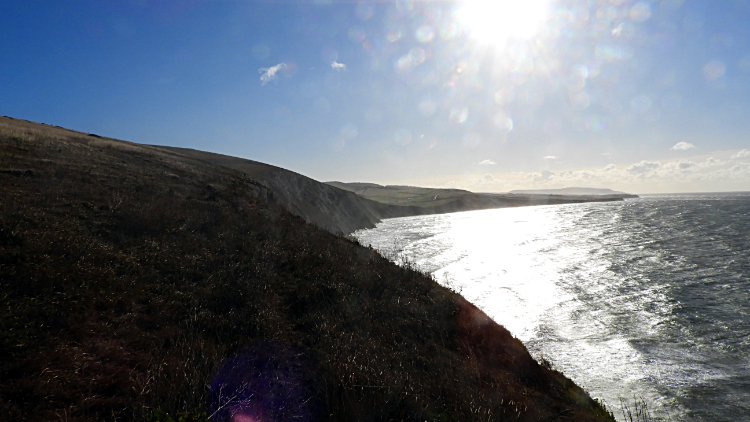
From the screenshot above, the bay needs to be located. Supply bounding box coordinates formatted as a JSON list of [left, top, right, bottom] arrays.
[[354, 193, 750, 421]]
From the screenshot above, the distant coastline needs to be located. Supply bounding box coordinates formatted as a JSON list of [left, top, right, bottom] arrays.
[[327, 181, 638, 232], [508, 187, 637, 196]]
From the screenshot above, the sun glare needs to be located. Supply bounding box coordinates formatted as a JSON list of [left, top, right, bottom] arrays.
[[456, 0, 550, 44]]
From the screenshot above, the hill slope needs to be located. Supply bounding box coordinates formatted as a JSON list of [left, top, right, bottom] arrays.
[[153, 147, 392, 235], [0, 117, 613, 421]]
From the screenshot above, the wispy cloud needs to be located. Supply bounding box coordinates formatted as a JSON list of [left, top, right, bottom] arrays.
[[732, 149, 750, 159], [331, 61, 346, 71], [543, 155, 557, 159], [478, 159, 496, 165], [259, 63, 287, 85], [671, 141, 696, 151]]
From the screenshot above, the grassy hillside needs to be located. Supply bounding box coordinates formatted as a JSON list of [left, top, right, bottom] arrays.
[[0, 117, 614, 421], [151, 147, 389, 236], [326, 182, 472, 208]]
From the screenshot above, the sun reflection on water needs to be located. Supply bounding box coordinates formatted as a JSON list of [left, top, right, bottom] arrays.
[[379, 206, 574, 341], [354, 202, 683, 420]]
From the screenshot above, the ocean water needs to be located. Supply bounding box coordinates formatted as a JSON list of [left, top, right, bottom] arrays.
[[353, 193, 750, 421]]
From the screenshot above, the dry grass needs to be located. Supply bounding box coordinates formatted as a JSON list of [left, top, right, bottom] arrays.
[[0, 117, 614, 422]]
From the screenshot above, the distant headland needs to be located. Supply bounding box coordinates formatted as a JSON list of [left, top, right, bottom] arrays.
[[509, 187, 637, 196]]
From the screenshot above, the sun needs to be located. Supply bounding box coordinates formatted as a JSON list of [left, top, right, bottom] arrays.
[[456, 0, 550, 45]]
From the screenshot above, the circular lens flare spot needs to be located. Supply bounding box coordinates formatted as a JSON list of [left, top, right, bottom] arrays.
[[415, 25, 435, 43], [419, 99, 437, 116], [450, 107, 469, 124], [395, 128, 412, 145], [703, 60, 726, 80], [386, 29, 402, 42], [493, 112, 514, 132], [348, 26, 366, 42], [629, 2, 652, 22], [232, 414, 260, 422]]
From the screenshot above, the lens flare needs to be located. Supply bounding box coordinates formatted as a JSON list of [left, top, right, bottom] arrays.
[[450, 107, 469, 124], [456, 0, 550, 45], [209, 342, 317, 422]]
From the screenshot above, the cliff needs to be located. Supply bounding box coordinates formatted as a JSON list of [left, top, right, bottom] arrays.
[[0, 116, 614, 421], [152, 146, 392, 235]]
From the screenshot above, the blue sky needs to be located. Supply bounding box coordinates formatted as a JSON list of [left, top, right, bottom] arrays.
[[2, 0, 750, 193]]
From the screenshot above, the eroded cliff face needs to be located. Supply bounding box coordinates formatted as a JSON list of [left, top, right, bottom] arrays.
[[153, 147, 389, 235]]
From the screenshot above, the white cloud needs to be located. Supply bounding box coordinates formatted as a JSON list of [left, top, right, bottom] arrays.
[[543, 155, 557, 159], [259, 63, 288, 85], [461, 173, 499, 188], [700, 157, 725, 167], [671, 142, 696, 151], [627, 160, 661, 174], [479, 159, 496, 165], [331, 61, 346, 71], [731, 149, 750, 159], [537, 170, 555, 180], [678, 160, 696, 170], [411, 153, 750, 195]]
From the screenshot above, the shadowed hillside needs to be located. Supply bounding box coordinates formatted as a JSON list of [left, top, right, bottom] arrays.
[[1, 117, 614, 421], [152, 147, 391, 236]]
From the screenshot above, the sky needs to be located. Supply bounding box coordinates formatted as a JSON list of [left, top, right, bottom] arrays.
[[2, 0, 750, 194]]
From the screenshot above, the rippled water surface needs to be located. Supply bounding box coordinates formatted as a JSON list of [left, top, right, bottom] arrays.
[[354, 193, 750, 421]]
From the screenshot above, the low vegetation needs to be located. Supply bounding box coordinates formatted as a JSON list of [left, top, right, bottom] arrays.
[[0, 118, 614, 421], [325, 182, 473, 208]]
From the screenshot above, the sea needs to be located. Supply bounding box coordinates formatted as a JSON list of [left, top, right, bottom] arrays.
[[353, 192, 750, 422]]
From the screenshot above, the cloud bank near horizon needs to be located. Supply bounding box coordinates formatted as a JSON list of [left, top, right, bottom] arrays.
[[408, 151, 750, 194]]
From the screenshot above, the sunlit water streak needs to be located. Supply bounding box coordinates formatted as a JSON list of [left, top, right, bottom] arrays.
[[353, 193, 750, 421]]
